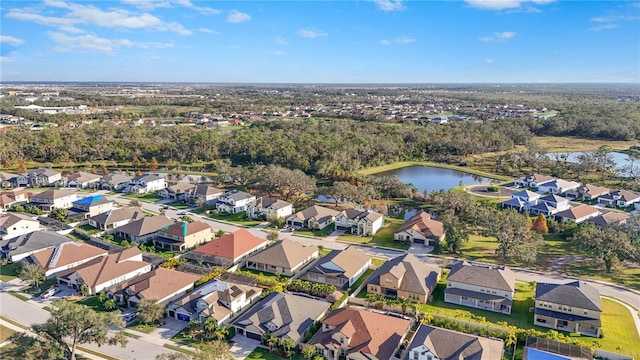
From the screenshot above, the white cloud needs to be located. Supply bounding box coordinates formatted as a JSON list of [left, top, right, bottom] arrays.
[[197, 28, 218, 34], [372, 0, 404, 12], [0, 35, 24, 46], [380, 36, 416, 45], [121, 0, 171, 11], [8, 1, 192, 35], [589, 12, 638, 31], [227, 10, 251, 23], [485, 58, 494, 64], [47, 31, 173, 53], [297, 29, 328, 38], [274, 51, 286, 56], [589, 23, 619, 32], [464, 0, 554, 10], [275, 36, 288, 45], [479, 31, 516, 42]]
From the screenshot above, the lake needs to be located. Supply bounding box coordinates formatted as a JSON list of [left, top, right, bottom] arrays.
[[546, 151, 639, 176], [375, 166, 495, 193]]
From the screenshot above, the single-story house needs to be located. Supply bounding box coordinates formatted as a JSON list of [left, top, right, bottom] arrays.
[[245, 239, 318, 276], [299, 246, 371, 289], [25, 242, 107, 278], [393, 211, 445, 246], [407, 324, 504, 360], [554, 205, 600, 224], [88, 207, 145, 231], [182, 229, 267, 269], [106, 267, 200, 307], [0, 230, 72, 262], [114, 216, 175, 244]]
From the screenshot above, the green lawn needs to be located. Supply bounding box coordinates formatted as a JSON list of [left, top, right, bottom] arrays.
[[208, 211, 262, 227], [562, 261, 640, 292], [577, 298, 640, 359], [0, 262, 21, 281], [122, 192, 162, 203], [294, 225, 335, 238], [459, 234, 499, 263], [246, 347, 305, 360], [348, 269, 374, 295], [338, 217, 409, 250], [76, 224, 102, 235], [166, 201, 192, 209], [127, 320, 157, 334], [172, 326, 235, 350]]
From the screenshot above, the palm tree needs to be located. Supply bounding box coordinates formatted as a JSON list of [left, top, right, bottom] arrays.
[[213, 326, 229, 341], [80, 283, 90, 296], [19, 263, 45, 292], [365, 293, 377, 308], [204, 317, 218, 337], [103, 299, 117, 311], [266, 335, 278, 353], [396, 296, 410, 315], [302, 344, 316, 359], [280, 338, 296, 360]]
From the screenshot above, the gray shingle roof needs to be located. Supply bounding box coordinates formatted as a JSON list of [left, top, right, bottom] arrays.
[[408, 324, 504, 360], [446, 262, 516, 292], [367, 253, 441, 295], [0, 231, 72, 259], [535, 281, 601, 311]]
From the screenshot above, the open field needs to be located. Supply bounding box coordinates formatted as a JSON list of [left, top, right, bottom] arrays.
[[357, 161, 511, 181], [533, 136, 637, 153]]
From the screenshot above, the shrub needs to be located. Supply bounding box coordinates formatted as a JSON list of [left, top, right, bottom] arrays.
[[487, 185, 500, 192]]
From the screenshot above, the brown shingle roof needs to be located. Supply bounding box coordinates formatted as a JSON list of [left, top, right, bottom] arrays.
[[289, 205, 340, 222], [32, 189, 76, 201], [395, 211, 444, 238], [0, 212, 38, 229], [409, 324, 504, 360], [60, 248, 149, 287], [306, 246, 371, 281], [368, 253, 441, 295], [32, 242, 106, 270], [108, 268, 199, 302], [312, 308, 410, 360], [159, 221, 211, 237], [586, 211, 631, 226], [246, 239, 317, 269], [191, 229, 266, 259], [555, 204, 600, 220]]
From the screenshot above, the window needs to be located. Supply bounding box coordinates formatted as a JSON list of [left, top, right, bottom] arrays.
[[584, 310, 588, 315], [413, 351, 419, 360]]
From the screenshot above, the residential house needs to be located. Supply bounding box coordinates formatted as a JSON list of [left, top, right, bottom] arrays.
[[67, 195, 114, 221], [597, 189, 640, 208], [286, 205, 340, 230], [114, 216, 175, 244], [106, 268, 200, 307], [311, 307, 411, 360], [153, 221, 213, 252], [523, 336, 592, 360], [444, 262, 516, 314], [586, 211, 631, 227], [0, 188, 29, 210], [0, 231, 71, 262], [184, 185, 224, 205], [57, 247, 152, 295], [538, 179, 581, 195], [334, 209, 384, 236], [528, 194, 570, 216], [245, 239, 318, 276], [367, 253, 442, 303], [9, 173, 29, 187], [215, 190, 256, 214], [299, 246, 371, 289], [65, 172, 103, 189], [565, 184, 610, 201], [167, 278, 261, 324], [0, 171, 16, 185], [0, 212, 41, 240], [88, 207, 145, 231], [29, 189, 77, 211], [182, 229, 267, 269], [124, 174, 166, 194], [99, 172, 132, 191], [233, 292, 331, 344], [533, 281, 602, 337], [407, 324, 504, 360], [246, 197, 293, 220], [502, 190, 541, 212], [393, 212, 445, 246], [27, 168, 62, 187], [25, 242, 107, 278], [159, 183, 196, 201], [554, 205, 600, 224], [514, 174, 555, 188]]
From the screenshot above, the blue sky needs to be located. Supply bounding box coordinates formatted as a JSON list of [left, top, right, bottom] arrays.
[[1, 0, 639, 83]]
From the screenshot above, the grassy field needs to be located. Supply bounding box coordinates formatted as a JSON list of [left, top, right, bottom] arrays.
[[358, 161, 511, 181], [0, 262, 21, 281], [208, 211, 262, 227], [76, 224, 102, 235], [578, 298, 640, 359], [533, 136, 637, 153], [563, 261, 640, 292], [0, 324, 16, 343]]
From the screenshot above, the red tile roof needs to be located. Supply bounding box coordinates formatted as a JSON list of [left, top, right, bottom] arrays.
[[192, 229, 266, 260]]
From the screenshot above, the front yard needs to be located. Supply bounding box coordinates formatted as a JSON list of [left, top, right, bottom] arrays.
[[207, 211, 263, 227], [294, 225, 335, 238], [246, 347, 305, 360], [0, 262, 21, 281], [122, 192, 163, 203], [338, 217, 410, 250]]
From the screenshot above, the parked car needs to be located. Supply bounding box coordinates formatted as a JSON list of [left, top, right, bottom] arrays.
[[41, 287, 61, 299], [177, 211, 187, 216], [122, 312, 138, 322]]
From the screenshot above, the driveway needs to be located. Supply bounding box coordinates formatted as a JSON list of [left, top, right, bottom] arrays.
[[148, 317, 187, 339], [229, 334, 260, 359]]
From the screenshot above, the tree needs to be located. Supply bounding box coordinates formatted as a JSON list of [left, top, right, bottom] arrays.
[[129, 199, 141, 207], [441, 212, 469, 254], [49, 208, 68, 223], [204, 317, 218, 337], [532, 214, 549, 234], [320, 181, 357, 206], [213, 326, 229, 341], [132, 155, 140, 167], [6, 332, 65, 360], [266, 230, 279, 241], [137, 298, 165, 324], [156, 340, 233, 360], [20, 262, 46, 292], [280, 337, 296, 359], [302, 344, 317, 359], [573, 223, 634, 273], [150, 156, 159, 170], [101, 165, 109, 175], [488, 209, 543, 263], [17, 159, 27, 173], [30, 299, 127, 360], [103, 299, 117, 311], [80, 283, 90, 296]]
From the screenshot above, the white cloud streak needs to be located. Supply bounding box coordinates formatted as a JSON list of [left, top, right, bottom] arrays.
[[372, 0, 404, 12], [1, 35, 24, 46], [227, 10, 251, 23], [47, 31, 173, 53], [297, 29, 328, 38], [464, 0, 554, 10], [380, 36, 416, 45], [479, 31, 516, 42]]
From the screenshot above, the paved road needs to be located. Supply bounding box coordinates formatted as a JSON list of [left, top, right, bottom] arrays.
[[0, 290, 177, 360]]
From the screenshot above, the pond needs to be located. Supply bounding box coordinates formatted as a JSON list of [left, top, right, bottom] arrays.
[[374, 166, 495, 193], [546, 151, 639, 176]]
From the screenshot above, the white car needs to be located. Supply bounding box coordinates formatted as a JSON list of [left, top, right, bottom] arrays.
[[41, 287, 61, 299]]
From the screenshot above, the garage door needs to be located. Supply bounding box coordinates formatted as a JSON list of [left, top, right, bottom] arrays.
[[177, 313, 191, 322], [413, 239, 425, 244], [246, 331, 262, 341]]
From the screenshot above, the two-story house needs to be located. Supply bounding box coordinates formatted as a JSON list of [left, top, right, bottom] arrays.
[[215, 190, 256, 214], [182, 229, 267, 269], [98, 172, 132, 191], [502, 190, 541, 212], [114, 216, 175, 244], [67, 195, 114, 221], [367, 253, 442, 303], [168, 278, 262, 324], [124, 174, 166, 194], [184, 185, 224, 205], [159, 183, 196, 201], [407, 324, 504, 360], [29, 189, 77, 211], [528, 194, 570, 217], [0, 188, 29, 210], [444, 262, 516, 314], [24, 242, 107, 278], [246, 239, 318, 276], [246, 197, 293, 220], [334, 209, 384, 236], [65, 172, 103, 189], [27, 168, 62, 187], [533, 281, 602, 337], [88, 207, 145, 231], [0, 231, 71, 262], [565, 184, 610, 201], [57, 247, 152, 295], [106, 268, 200, 308], [233, 292, 331, 344], [393, 211, 445, 246], [153, 221, 213, 252], [514, 174, 555, 189], [310, 307, 411, 360], [287, 205, 340, 230], [0, 212, 41, 240], [299, 246, 371, 290]]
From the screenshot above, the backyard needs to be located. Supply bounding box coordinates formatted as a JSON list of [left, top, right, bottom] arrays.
[[338, 217, 410, 250]]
